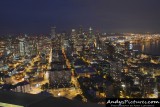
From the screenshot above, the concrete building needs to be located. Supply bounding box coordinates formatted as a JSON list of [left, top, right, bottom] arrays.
[[13, 81, 30, 93], [19, 38, 25, 56]]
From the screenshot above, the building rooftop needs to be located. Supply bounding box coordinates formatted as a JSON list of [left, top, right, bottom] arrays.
[[74, 58, 87, 66], [75, 67, 96, 74]]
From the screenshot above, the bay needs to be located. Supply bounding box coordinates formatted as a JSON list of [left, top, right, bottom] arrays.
[[132, 40, 160, 56]]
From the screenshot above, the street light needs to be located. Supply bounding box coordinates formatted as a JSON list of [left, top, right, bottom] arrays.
[[58, 93, 61, 96], [121, 84, 125, 88]]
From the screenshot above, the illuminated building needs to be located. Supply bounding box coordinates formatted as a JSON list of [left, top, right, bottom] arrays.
[[51, 27, 56, 39], [78, 25, 83, 35], [19, 38, 25, 56], [71, 29, 77, 53], [89, 27, 93, 37], [12, 39, 20, 57], [13, 81, 30, 93], [51, 28, 62, 61]]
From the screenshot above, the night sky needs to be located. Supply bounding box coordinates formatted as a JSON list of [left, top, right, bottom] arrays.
[[0, 0, 160, 34]]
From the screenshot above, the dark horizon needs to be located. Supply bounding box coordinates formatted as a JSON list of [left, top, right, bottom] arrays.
[[0, 0, 160, 35]]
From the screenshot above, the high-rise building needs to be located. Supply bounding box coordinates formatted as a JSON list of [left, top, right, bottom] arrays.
[[89, 27, 93, 37], [79, 25, 83, 35], [24, 35, 29, 56], [19, 36, 30, 56], [71, 29, 76, 38], [19, 38, 25, 56], [51, 27, 56, 39], [51, 27, 61, 52], [71, 29, 77, 53]]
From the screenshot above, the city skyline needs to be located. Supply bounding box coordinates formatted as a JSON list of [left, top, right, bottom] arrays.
[[0, 0, 160, 35], [1, 26, 160, 106], [1, 1, 160, 106]]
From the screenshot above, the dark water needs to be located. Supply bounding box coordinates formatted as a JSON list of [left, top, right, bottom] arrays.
[[132, 40, 160, 56]]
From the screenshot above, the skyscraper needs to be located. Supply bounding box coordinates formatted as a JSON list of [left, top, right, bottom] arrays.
[[51, 27, 56, 39], [89, 27, 93, 37], [71, 29, 77, 53], [19, 38, 25, 56], [79, 25, 83, 35]]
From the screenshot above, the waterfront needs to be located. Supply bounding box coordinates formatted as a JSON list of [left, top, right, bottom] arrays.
[[133, 40, 160, 56], [1, 32, 160, 103]]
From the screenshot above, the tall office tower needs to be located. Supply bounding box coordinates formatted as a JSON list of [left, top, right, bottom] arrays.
[[19, 38, 25, 56], [24, 35, 29, 56], [71, 29, 77, 53], [12, 39, 20, 57], [51, 27, 56, 39], [79, 25, 83, 35], [0, 38, 6, 56], [96, 34, 101, 49], [51, 27, 62, 62], [27, 39, 36, 56], [51, 27, 56, 61], [89, 27, 93, 37], [71, 29, 76, 37], [8, 36, 12, 51]]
